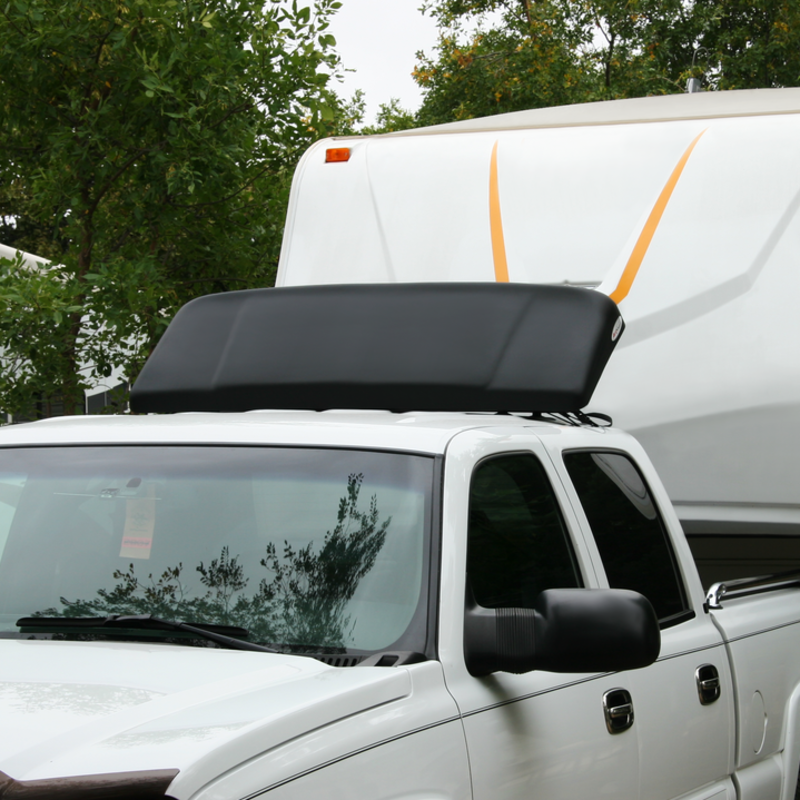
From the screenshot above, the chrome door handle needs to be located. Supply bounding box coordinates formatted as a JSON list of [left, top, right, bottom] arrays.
[[608, 703, 633, 719], [603, 689, 634, 734], [696, 664, 721, 705]]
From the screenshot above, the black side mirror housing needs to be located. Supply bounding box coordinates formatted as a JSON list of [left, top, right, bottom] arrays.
[[464, 587, 661, 677]]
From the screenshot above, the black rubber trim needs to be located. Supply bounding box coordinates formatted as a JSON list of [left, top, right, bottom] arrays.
[[0, 768, 178, 799], [660, 609, 696, 629]]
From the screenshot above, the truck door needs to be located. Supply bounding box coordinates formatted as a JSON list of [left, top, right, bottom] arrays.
[[439, 433, 640, 800], [559, 447, 735, 800]]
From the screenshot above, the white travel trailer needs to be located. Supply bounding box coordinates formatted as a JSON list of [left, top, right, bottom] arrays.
[[277, 87, 800, 581], [0, 243, 49, 272]]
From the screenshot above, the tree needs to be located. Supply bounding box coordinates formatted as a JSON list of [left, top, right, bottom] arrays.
[[327, 90, 418, 135], [362, 98, 418, 134], [414, 0, 800, 125], [573, 0, 699, 98], [0, 184, 61, 261], [414, 0, 587, 124], [694, 0, 800, 90], [0, 0, 340, 417]]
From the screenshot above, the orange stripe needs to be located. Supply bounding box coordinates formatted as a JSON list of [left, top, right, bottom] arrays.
[[489, 141, 509, 283], [609, 129, 707, 305]]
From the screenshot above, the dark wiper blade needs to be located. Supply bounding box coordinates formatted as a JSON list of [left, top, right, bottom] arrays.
[[16, 614, 279, 653], [18, 615, 248, 636]]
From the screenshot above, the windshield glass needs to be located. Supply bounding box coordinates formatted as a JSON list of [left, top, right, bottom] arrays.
[[0, 446, 434, 654]]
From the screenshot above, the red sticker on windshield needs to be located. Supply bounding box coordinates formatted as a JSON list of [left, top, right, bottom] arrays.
[[120, 535, 153, 558]]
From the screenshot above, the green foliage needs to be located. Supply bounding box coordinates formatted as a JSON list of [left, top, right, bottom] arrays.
[[574, 0, 697, 98], [0, 0, 340, 416], [0, 253, 84, 418], [362, 98, 419, 134], [694, 0, 800, 89], [0, 183, 64, 261], [326, 89, 369, 135], [414, 0, 800, 124], [328, 90, 419, 135], [415, 0, 586, 124]]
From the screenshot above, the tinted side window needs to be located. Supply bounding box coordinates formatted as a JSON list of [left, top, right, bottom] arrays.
[[564, 451, 688, 622], [467, 454, 581, 609]]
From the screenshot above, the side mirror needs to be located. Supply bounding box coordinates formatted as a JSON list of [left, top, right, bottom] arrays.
[[464, 587, 660, 677]]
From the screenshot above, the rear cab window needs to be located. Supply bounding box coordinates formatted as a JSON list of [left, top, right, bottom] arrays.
[[562, 450, 693, 628]]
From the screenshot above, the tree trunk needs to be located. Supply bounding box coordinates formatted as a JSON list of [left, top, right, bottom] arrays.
[[522, 0, 532, 27]]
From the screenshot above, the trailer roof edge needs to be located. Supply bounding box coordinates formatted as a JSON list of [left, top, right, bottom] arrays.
[[335, 88, 800, 139]]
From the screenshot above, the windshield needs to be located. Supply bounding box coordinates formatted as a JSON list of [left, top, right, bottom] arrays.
[[0, 446, 434, 655]]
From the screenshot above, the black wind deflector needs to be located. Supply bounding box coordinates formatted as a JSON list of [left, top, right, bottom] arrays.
[[130, 283, 624, 414]]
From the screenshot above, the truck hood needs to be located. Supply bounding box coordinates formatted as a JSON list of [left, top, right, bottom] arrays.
[[0, 639, 411, 791]]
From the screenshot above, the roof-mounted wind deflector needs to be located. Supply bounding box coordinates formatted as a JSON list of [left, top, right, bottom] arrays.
[[130, 283, 624, 415]]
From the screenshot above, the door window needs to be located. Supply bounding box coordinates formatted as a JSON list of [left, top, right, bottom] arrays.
[[467, 454, 582, 608]]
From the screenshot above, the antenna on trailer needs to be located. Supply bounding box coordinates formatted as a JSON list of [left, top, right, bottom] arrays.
[[686, 47, 709, 93]]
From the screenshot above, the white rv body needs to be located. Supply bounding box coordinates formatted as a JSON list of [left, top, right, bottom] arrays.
[[277, 88, 800, 543]]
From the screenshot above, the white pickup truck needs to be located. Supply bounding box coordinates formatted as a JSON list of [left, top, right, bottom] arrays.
[[0, 280, 799, 800]]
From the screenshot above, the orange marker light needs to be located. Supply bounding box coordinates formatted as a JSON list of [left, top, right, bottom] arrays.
[[325, 147, 351, 163]]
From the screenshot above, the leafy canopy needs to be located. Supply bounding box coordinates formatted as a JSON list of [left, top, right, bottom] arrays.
[[414, 0, 800, 124], [0, 0, 340, 416]]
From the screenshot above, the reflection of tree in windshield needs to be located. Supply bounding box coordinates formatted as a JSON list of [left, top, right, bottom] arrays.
[[260, 472, 392, 648], [38, 474, 392, 651]]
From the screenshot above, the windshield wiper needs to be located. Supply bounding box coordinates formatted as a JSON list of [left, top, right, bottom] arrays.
[[16, 614, 279, 653]]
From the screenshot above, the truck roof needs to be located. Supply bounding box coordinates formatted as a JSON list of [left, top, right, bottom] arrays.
[[0, 410, 586, 455]]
